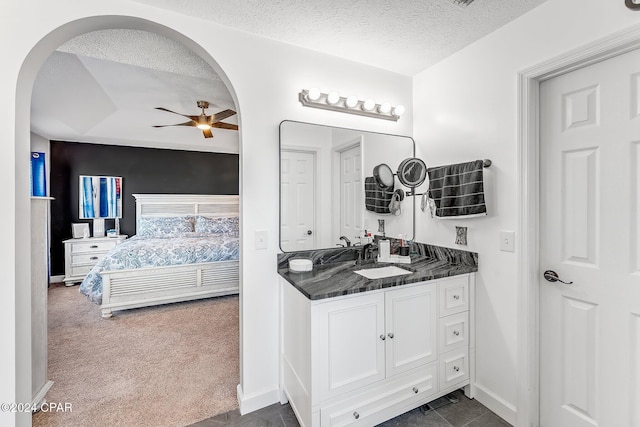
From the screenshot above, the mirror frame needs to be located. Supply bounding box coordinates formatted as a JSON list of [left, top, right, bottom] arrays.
[[278, 120, 416, 252]]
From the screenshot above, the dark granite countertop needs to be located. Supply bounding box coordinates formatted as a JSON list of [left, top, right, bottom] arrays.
[[277, 242, 478, 301]]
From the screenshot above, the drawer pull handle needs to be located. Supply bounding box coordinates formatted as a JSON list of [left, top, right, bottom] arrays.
[[387, 332, 394, 339], [412, 387, 418, 394], [380, 334, 386, 341], [353, 411, 360, 420], [90, 245, 99, 249], [453, 330, 460, 336], [453, 366, 460, 372], [90, 257, 98, 260], [453, 294, 460, 300]]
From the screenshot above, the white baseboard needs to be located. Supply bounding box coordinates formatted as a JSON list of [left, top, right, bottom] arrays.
[[236, 384, 280, 415], [49, 275, 64, 284], [32, 380, 53, 407], [473, 383, 517, 426]]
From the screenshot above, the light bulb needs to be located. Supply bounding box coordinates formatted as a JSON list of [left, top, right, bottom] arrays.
[[393, 105, 406, 117], [307, 87, 321, 101], [379, 102, 391, 114], [345, 95, 358, 108], [362, 99, 376, 111], [327, 91, 340, 105], [197, 124, 211, 130]]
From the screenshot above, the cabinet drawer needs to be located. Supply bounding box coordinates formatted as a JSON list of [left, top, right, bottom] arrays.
[[321, 364, 437, 427], [70, 240, 117, 254], [438, 312, 469, 354], [72, 252, 107, 266], [439, 349, 469, 390], [439, 276, 469, 317]]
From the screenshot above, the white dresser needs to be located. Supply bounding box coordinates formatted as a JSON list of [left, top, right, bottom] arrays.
[[63, 235, 127, 285]]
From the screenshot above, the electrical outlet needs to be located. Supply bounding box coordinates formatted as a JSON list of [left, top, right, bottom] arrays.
[[500, 231, 515, 252], [255, 230, 268, 250]]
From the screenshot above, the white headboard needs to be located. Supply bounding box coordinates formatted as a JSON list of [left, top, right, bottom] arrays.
[[133, 194, 239, 230]]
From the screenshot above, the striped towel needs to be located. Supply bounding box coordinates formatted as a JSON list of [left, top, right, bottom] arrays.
[[365, 177, 394, 214], [427, 160, 487, 218]]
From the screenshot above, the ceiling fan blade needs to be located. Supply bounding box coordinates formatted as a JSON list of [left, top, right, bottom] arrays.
[[152, 121, 197, 128], [210, 109, 237, 124], [211, 122, 239, 131], [202, 128, 213, 138], [155, 107, 199, 121]]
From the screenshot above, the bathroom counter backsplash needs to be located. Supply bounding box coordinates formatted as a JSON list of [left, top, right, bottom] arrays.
[[277, 241, 478, 301]]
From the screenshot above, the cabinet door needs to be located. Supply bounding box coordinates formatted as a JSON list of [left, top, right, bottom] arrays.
[[385, 283, 437, 377], [317, 292, 386, 401]]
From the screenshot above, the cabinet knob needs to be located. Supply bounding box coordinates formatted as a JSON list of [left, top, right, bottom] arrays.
[[379, 334, 386, 341], [90, 245, 98, 249], [387, 332, 394, 339], [412, 387, 418, 394], [453, 294, 460, 300], [453, 330, 460, 336], [90, 256, 98, 260], [453, 366, 460, 372], [353, 411, 360, 420]]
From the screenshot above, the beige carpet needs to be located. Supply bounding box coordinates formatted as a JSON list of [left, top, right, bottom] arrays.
[[33, 283, 239, 427]]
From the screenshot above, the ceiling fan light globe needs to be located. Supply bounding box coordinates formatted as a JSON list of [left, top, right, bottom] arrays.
[[197, 124, 211, 130]]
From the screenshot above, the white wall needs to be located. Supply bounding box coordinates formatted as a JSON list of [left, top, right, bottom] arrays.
[[412, 0, 639, 423], [0, 3, 412, 426]]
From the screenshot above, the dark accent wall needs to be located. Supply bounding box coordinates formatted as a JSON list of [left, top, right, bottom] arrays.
[[50, 141, 239, 276]]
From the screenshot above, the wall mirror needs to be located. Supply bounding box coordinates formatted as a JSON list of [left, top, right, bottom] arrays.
[[279, 120, 416, 251], [79, 175, 123, 219]]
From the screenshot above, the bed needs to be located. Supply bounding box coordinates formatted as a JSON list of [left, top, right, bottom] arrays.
[[79, 194, 239, 318]]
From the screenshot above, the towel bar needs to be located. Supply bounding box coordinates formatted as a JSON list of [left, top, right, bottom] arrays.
[[405, 159, 491, 197]]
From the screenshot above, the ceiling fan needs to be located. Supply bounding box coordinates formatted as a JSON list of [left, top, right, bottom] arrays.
[[153, 100, 238, 139]]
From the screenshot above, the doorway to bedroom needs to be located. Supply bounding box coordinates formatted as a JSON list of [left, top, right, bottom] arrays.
[[29, 26, 241, 427]]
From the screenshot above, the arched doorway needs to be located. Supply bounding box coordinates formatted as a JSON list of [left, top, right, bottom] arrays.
[[15, 15, 243, 426]]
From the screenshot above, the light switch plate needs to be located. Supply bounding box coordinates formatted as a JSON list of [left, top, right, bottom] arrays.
[[500, 231, 515, 252], [255, 230, 268, 250]]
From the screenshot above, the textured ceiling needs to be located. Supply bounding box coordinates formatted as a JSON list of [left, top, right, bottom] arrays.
[[32, 1, 549, 148], [130, 0, 548, 76], [32, 30, 238, 153]]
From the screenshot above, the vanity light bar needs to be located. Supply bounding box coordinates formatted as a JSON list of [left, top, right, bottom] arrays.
[[298, 89, 404, 122]]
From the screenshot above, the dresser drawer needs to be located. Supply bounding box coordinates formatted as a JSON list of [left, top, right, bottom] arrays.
[[439, 276, 469, 317], [70, 240, 117, 254], [72, 252, 107, 266], [439, 312, 469, 355], [439, 349, 469, 390], [321, 364, 437, 427]]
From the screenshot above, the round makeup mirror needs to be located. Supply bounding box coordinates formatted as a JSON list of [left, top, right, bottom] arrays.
[[397, 157, 427, 188], [372, 163, 395, 189]]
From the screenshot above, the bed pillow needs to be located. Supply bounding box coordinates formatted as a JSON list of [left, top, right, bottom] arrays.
[[194, 216, 239, 234], [137, 216, 194, 237]]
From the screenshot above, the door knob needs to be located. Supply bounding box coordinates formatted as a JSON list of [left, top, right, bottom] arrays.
[[543, 270, 573, 285], [307, 230, 312, 235]]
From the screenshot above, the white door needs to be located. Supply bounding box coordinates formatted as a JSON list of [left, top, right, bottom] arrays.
[[339, 144, 363, 245], [539, 48, 640, 427], [280, 150, 315, 251], [385, 283, 437, 377]]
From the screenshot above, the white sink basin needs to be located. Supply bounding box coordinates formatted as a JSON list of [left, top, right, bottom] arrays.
[[354, 266, 412, 280]]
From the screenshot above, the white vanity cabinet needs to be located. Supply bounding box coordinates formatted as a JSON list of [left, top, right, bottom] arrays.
[[280, 273, 474, 427]]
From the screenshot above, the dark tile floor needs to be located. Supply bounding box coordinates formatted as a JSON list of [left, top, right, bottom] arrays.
[[189, 389, 511, 427]]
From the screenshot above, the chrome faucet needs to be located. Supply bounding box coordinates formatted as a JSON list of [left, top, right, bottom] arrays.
[[339, 236, 351, 247]]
